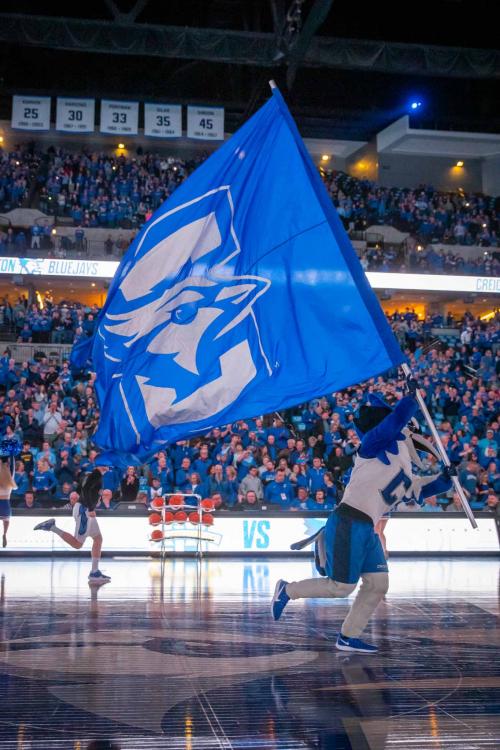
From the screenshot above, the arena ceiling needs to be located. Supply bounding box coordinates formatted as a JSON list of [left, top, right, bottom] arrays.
[[0, 0, 499, 140]]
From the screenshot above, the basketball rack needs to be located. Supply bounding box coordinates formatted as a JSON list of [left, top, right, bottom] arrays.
[[148, 493, 216, 560]]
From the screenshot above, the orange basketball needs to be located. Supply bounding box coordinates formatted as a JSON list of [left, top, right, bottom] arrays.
[[202, 513, 214, 526], [168, 495, 184, 505], [151, 529, 164, 541], [188, 511, 200, 524], [174, 510, 187, 523], [169, 495, 184, 508], [164, 511, 174, 524], [149, 512, 162, 526], [151, 497, 164, 509], [201, 498, 214, 511]]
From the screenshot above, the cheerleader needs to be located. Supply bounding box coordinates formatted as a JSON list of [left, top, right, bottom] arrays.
[[0, 441, 19, 549]]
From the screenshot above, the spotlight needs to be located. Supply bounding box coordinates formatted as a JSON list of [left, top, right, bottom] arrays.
[[456, 160, 464, 168], [321, 154, 330, 162], [407, 98, 424, 114], [118, 143, 125, 149]]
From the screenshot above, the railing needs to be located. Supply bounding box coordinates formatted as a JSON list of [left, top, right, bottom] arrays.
[[1, 239, 128, 260], [1, 341, 72, 364], [350, 230, 385, 247]]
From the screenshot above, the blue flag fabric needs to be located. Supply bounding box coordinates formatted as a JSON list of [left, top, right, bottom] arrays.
[[77, 88, 404, 462]]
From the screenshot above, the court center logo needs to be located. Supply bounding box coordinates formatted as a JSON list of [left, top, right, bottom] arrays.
[[101, 187, 271, 430]]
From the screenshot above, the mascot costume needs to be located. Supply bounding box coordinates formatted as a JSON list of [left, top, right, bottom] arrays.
[[271, 382, 455, 653]]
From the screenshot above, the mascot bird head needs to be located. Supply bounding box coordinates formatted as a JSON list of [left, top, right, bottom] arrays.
[[355, 394, 440, 468]]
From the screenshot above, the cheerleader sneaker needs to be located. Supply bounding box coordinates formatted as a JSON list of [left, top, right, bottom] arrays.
[[33, 519, 56, 532], [88, 570, 111, 585]]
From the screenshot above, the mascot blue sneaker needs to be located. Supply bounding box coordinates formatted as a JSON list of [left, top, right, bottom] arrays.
[[271, 579, 290, 621], [336, 633, 378, 654]]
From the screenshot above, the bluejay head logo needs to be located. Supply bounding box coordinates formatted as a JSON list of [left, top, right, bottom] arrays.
[[100, 187, 271, 436], [19, 258, 43, 274]]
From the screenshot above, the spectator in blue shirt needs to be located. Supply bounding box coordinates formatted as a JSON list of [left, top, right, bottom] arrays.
[[207, 464, 225, 497], [290, 463, 309, 493], [171, 441, 193, 469], [18, 323, 32, 343], [32, 458, 57, 507], [11, 461, 30, 504], [35, 441, 56, 468], [307, 457, 327, 494], [264, 469, 296, 508], [55, 449, 75, 486], [175, 457, 192, 492], [306, 489, 336, 512], [97, 488, 118, 510], [55, 480, 74, 507], [221, 466, 239, 508], [192, 444, 212, 480]]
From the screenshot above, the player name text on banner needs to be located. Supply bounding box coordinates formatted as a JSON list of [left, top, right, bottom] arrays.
[[187, 105, 224, 140], [100, 100, 139, 135], [56, 97, 95, 132], [11, 95, 51, 131], [144, 103, 182, 138]]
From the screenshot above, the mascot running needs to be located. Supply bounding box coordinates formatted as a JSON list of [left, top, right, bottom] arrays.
[[271, 380, 455, 653]]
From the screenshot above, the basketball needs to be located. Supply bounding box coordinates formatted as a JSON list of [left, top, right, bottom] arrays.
[[164, 511, 175, 524], [174, 510, 187, 522], [169, 495, 184, 508], [201, 498, 214, 511], [148, 512, 162, 526], [188, 511, 200, 524], [151, 497, 164, 509], [150, 529, 164, 542], [202, 513, 214, 526]]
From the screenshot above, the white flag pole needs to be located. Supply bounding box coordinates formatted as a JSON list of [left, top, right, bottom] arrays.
[[401, 363, 477, 529]]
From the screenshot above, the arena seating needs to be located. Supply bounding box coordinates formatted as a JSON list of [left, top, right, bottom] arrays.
[[0, 300, 497, 514], [1, 144, 499, 275]]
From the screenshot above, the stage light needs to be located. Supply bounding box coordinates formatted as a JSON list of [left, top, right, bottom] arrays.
[[408, 99, 423, 112], [321, 154, 330, 162], [456, 160, 464, 167], [0, 135, 4, 143], [118, 142, 125, 149]]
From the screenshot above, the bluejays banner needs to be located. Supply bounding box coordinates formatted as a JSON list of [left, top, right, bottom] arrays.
[[75, 87, 404, 462]]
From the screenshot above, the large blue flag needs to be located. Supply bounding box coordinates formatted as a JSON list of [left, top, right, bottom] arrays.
[[76, 88, 404, 462]]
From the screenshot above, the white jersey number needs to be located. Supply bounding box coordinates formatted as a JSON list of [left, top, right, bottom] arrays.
[[381, 469, 411, 507]]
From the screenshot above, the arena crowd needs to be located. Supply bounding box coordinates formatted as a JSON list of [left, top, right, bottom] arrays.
[[1, 145, 500, 276], [0, 297, 497, 515]]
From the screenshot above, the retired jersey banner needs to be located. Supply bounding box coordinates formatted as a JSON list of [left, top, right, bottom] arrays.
[[144, 103, 182, 138], [11, 95, 51, 131], [187, 105, 224, 140], [56, 97, 95, 132], [100, 100, 139, 135], [75, 87, 404, 463]]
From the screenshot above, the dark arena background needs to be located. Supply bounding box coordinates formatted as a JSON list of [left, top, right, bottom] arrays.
[[0, 2, 499, 749]]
